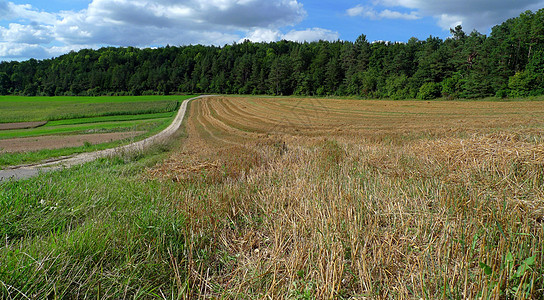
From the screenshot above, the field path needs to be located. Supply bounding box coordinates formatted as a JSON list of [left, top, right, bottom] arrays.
[[0, 95, 210, 182]]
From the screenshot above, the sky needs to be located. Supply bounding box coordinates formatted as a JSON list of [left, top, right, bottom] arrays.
[[1, 0, 544, 61]]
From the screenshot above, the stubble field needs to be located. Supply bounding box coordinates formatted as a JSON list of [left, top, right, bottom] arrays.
[[151, 96, 544, 298], [1, 96, 544, 298]]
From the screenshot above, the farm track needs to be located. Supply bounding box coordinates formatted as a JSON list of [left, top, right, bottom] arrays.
[[0, 95, 209, 182]]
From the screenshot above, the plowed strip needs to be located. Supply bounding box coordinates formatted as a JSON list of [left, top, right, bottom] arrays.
[[0, 121, 47, 130], [0, 131, 145, 152]]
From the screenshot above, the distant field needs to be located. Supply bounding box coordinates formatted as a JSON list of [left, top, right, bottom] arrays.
[[0, 95, 185, 123], [0, 95, 194, 166]]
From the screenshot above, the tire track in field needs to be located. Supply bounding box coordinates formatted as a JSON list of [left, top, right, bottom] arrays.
[[0, 95, 210, 182], [206, 98, 264, 139], [202, 99, 247, 139], [193, 99, 238, 146], [215, 97, 301, 134], [242, 98, 323, 130], [218, 98, 282, 131]]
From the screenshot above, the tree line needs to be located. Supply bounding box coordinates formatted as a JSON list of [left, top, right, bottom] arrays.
[[1, 9, 544, 100]]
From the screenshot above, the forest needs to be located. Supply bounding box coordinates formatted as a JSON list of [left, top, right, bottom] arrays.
[[1, 9, 544, 100]]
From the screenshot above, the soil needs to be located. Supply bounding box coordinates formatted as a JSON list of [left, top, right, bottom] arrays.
[[0, 131, 145, 153], [0, 121, 48, 130]]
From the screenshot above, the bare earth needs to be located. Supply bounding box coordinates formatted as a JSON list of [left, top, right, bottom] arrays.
[[0, 121, 47, 130], [0, 131, 145, 152]]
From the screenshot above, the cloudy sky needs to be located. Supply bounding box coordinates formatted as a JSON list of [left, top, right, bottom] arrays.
[[1, 0, 544, 61]]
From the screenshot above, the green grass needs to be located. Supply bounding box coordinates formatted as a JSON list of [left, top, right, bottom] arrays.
[[0, 95, 192, 123], [46, 111, 175, 126], [0, 154, 192, 298], [0, 114, 200, 299], [0, 143, 121, 166]]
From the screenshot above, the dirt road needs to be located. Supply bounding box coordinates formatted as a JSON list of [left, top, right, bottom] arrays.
[[0, 95, 206, 182]]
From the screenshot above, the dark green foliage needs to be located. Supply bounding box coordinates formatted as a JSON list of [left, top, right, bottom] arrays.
[[441, 73, 465, 99], [418, 82, 442, 100], [2, 9, 544, 99]]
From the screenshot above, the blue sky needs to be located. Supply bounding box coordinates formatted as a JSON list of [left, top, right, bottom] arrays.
[[1, 0, 544, 61]]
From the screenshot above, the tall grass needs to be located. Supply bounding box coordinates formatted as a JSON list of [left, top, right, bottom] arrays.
[[0, 135, 207, 298]]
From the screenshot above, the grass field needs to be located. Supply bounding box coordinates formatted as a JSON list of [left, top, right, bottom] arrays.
[[0, 95, 184, 123], [1, 96, 544, 298], [0, 95, 194, 167]]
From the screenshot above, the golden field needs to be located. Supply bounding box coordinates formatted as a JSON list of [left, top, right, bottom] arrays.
[[149, 96, 544, 298]]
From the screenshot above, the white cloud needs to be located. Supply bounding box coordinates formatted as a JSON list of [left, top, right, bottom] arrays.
[[241, 29, 282, 43], [1, 1, 57, 24], [437, 14, 463, 31], [379, 9, 420, 20], [347, 5, 419, 20], [0, 0, 320, 60], [1, 23, 54, 44], [283, 28, 339, 42], [369, 0, 544, 31], [0, 42, 49, 59], [241, 28, 339, 43], [51, 0, 307, 46]]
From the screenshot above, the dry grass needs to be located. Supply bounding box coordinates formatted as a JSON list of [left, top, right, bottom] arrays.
[[149, 96, 544, 298]]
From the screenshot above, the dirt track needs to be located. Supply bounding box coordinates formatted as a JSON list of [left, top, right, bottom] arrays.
[[0, 121, 47, 130], [0, 95, 206, 182]]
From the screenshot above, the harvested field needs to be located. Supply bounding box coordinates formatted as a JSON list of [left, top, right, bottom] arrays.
[[149, 96, 544, 298], [0, 131, 145, 152], [0, 121, 47, 130]]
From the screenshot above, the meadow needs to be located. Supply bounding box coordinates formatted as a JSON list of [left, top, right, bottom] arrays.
[[0, 95, 184, 123], [1, 96, 544, 298], [0, 95, 194, 167]]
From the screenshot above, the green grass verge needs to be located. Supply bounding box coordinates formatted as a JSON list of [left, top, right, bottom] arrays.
[[0, 112, 202, 298], [0, 153, 192, 298]]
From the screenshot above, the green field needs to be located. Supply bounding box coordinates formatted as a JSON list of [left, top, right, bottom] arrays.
[[0, 95, 195, 167], [0, 95, 187, 123], [0, 115, 173, 140]]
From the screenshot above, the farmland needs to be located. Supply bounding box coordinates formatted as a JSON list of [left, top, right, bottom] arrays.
[[2, 96, 544, 298], [0, 95, 194, 167]]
